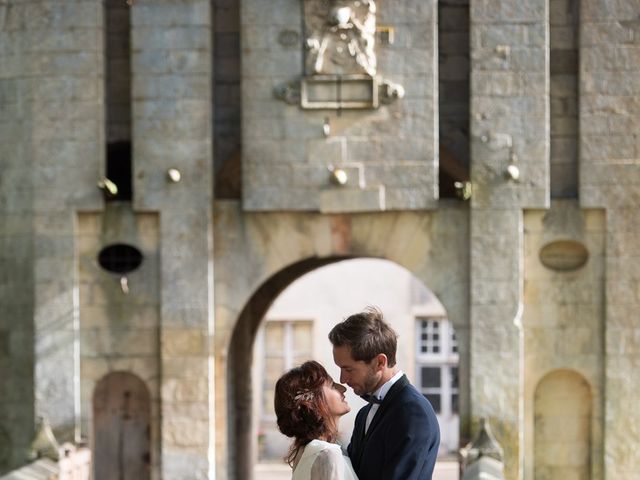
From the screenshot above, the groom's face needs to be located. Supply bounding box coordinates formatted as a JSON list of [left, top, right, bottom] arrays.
[[332, 344, 381, 396]]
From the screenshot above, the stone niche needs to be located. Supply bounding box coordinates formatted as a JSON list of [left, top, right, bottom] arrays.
[[241, 0, 438, 212]]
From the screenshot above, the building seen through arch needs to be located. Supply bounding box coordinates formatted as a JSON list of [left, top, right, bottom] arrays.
[[252, 259, 461, 469]]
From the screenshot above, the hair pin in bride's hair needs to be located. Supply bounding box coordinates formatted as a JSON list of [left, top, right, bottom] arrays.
[[294, 391, 314, 402]]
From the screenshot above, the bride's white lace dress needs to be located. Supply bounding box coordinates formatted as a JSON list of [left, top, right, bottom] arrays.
[[292, 439, 359, 480]]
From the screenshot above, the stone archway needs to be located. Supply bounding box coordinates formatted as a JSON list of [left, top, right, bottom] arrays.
[[93, 371, 151, 480], [252, 258, 462, 464], [212, 206, 470, 479], [227, 257, 467, 479]]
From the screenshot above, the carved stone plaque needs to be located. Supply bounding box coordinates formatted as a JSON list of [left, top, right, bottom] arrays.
[[539, 240, 589, 271], [301, 74, 378, 109]]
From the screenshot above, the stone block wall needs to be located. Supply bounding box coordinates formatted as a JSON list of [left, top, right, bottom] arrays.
[[2, 1, 640, 479], [469, 207, 522, 480], [471, 0, 549, 209], [131, 1, 214, 478], [0, 2, 35, 470], [1, 2, 104, 472], [580, 0, 640, 209], [580, 2, 640, 478], [2, 1, 215, 477], [77, 209, 161, 478], [603, 209, 640, 479], [470, 1, 549, 478], [523, 202, 605, 479], [24, 0, 104, 447], [241, 0, 439, 212]]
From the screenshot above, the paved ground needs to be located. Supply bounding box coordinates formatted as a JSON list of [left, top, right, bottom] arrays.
[[255, 459, 459, 480]]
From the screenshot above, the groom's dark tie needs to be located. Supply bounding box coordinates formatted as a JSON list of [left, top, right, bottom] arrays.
[[360, 394, 382, 404]]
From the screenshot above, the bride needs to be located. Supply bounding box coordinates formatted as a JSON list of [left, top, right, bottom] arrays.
[[274, 361, 359, 480]]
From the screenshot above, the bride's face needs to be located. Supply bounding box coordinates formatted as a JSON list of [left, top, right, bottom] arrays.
[[322, 380, 351, 418]]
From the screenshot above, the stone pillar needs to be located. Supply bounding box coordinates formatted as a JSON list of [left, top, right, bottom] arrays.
[[131, 2, 214, 478], [470, 0, 549, 478], [0, 2, 36, 469], [0, 2, 104, 465], [580, 2, 640, 477], [469, 208, 523, 480], [29, 0, 104, 443], [522, 203, 605, 480]]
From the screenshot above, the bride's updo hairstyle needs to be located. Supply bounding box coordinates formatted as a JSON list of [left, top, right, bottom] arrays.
[[274, 360, 338, 466]]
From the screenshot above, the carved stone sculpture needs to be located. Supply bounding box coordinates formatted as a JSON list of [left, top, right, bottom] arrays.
[[274, 0, 403, 109], [304, 0, 377, 77], [379, 79, 405, 104]]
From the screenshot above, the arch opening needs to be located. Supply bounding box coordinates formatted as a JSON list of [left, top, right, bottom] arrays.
[[227, 257, 465, 480], [92, 371, 151, 480], [534, 369, 592, 480]]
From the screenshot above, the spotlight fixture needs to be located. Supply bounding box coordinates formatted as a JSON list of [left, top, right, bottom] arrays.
[[97, 178, 118, 197], [454, 181, 472, 200], [323, 118, 331, 137], [167, 168, 182, 183], [505, 164, 520, 182], [328, 165, 348, 186]]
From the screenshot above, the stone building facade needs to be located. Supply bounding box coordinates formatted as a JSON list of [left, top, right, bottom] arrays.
[[0, 0, 639, 479]]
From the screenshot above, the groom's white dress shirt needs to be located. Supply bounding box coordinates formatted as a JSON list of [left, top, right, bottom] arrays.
[[364, 370, 404, 433]]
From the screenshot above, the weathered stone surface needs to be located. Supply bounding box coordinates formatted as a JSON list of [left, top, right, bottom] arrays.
[[2, 0, 640, 478], [241, 0, 438, 211], [319, 186, 385, 213], [161, 328, 207, 357]]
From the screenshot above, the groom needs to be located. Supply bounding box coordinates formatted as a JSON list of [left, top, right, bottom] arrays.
[[329, 307, 440, 480]]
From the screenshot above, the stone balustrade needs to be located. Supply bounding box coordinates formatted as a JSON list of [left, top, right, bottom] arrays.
[[0, 444, 91, 480], [460, 418, 505, 480]]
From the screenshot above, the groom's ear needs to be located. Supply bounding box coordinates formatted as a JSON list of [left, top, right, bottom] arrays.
[[375, 353, 388, 370]]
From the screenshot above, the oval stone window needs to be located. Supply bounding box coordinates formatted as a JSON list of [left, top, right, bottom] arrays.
[[539, 240, 589, 272], [98, 243, 143, 274]]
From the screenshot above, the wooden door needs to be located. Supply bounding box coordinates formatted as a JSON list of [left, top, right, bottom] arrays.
[[93, 372, 151, 480]]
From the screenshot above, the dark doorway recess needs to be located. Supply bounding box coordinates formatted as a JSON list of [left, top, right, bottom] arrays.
[[105, 0, 133, 202], [106, 141, 132, 201]]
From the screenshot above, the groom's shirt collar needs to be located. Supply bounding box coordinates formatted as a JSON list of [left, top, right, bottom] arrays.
[[371, 370, 403, 402]]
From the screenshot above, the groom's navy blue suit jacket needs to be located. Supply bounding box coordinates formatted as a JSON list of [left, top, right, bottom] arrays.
[[347, 375, 440, 480]]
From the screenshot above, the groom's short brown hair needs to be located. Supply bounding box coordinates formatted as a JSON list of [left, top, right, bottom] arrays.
[[328, 306, 398, 367]]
